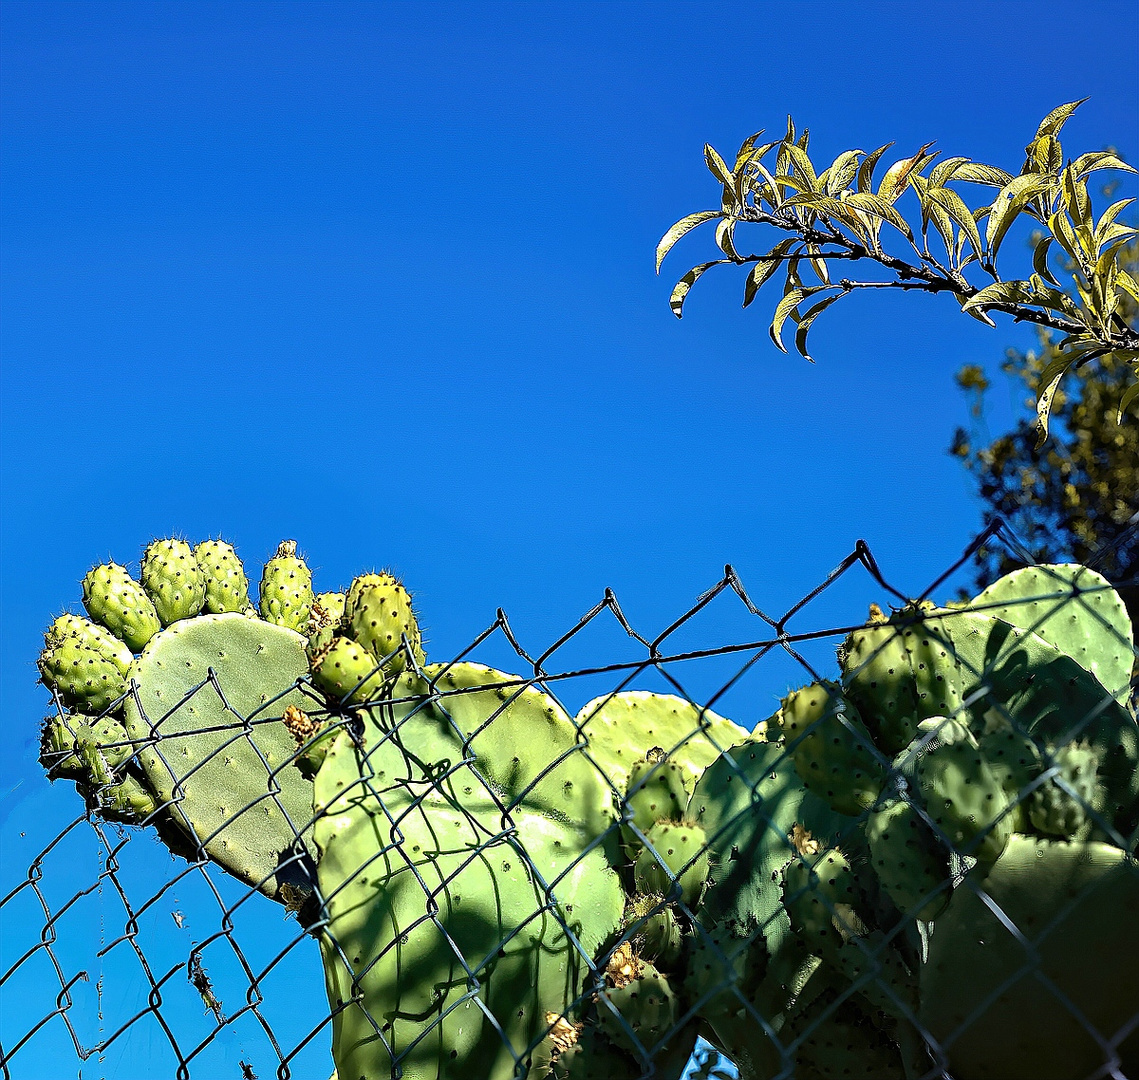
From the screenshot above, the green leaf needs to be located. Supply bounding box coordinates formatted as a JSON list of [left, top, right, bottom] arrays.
[[1061, 168, 1093, 228], [842, 192, 914, 241], [951, 162, 1014, 187], [926, 186, 984, 264], [856, 143, 893, 193], [669, 260, 727, 318], [1116, 269, 1139, 306], [1070, 151, 1137, 179], [877, 143, 936, 204], [823, 149, 862, 196], [750, 159, 784, 210], [1118, 379, 1139, 424], [770, 285, 827, 352], [1034, 356, 1071, 448], [715, 218, 740, 260], [1027, 134, 1063, 175], [733, 130, 766, 173], [794, 289, 847, 362], [1032, 235, 1059, 286], [705, 144, 736, 199], [1032, 99, 1087, 141], [1028, 281, 1085, 321], [656, 211, 722, 273], [735, 140, 780, 205], [743, 239, 797, 307], [961, 279, 1038, 315], [929, 156, 971, 189], [1093, 198, 1136, 247], [985, 173, 1053, 260], [785, 144, 820, 193], [1048, 207, 1089, 271]]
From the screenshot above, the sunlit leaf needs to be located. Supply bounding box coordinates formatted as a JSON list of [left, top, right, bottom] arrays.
[[1034, 357, 1070, 448], [1062, 168, 1093, 228], [985, 173, 1052, 260], [961, 279, 1038, 314], [1070, 151, 1137, 179], [823, 149, 862, 196], [927, 186, 984, 264], [705, 144, 736, 200], [750, 159, 784, 209], [743, 238, 797, 307], [1119, 379, 1139, 424], [1028, 282, 1085, 321], [930, 156, 971, 188], [733, 130, 766, 173], [794, 289, 848, 361], [1096, 222, 1138, 254], [1116, 269, 1139, 305], [1093, 198, 1135, 247], [1032, 99, 1087, 141], [786, 144, 820, 193], [670, 260, 727, 318], [843, 192, 914, 241], [878, 143, 937, 204], [656, 211, 722, 273], [1028, 134, 1063, 175], [1094, 233, 1135, 283], [1048, 207, 1088, 271], [715, 218, 740, 260], [736, 141, 780, 205], [856, 143, 893, 193], [952, 162, 1014, 187], [1032, 235, 1060, 286], [770, 285, 827, 352]]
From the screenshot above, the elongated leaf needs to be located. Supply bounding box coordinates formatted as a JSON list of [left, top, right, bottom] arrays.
[[961, 279, 1038, 314], [783, 191, 863, 231], [736, 141, 780, 205], [1032, 235, 1059, 286], [785, 144, 819, 193], [1070, 151, 1137, 179], [927, 186, 984, 264], [843, 192, 914, 241], [1048, 207, 1089, 271], [952, 162, 1014, 187], [1034, 357, 1070, 448], [1028, 282, 1085, 321], [1096, 222, 1138, 254], [1094, 233, 1135, 283], [1094, 198, 1135, 247], [1028, 134, 1063, 175], [750, 159, 784, 210], [670, 261, 727, 318], [824, 149, 862, 196], [705, 144, 735, 198], [794, 289, 848, 362], [878, 143, 936, 204], [856, 143, 893, 193], [1033, 99, 1087, 141], [656, 211, 722, 273], [715, 218, 740, 260], [1119, 379, 1139, 424], [770, 285, 827, 352], [1062, 168, 1092, 228], [1116, 269, 1139, 305], [743, 239, 797, 307], [929, 156, 971, 189], [733, 130, 765, 173], [985, 173, 1052, 259]]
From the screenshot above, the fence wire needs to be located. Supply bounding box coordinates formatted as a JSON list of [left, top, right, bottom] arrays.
[[2, 521, 1137, 1080]]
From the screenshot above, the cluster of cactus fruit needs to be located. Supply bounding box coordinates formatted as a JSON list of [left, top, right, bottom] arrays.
[[37, 542, 1139, 1079]]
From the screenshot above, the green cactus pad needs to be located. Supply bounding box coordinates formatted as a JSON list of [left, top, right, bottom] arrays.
[[780, 682, 885, 816], [624, 894, 682, 970], [788, 990, 906, 1079], [921, 835, 1139, 1080], [82, 561, 162, 652], [40, 713, 133, 778], [194, 539, 251, 614], [976, 717, 1042, 832], [141, 538, 206, 626], [121, 612, 316, 899], [258, 540, 313, 633], [309, 590, 346, 632], [972, 563, 1134, 704], [781, 845, 863, 957], [313, 663, 624, 1080], [575, 691, 750, 798]]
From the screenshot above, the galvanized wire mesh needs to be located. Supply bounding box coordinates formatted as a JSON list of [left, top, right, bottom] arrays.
[[3, 521, 1137, 1080]]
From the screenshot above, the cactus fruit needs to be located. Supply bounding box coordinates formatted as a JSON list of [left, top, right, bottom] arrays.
[[309, 590, 345, 633], [620, 752, 688, 859], [1028, 741, 1104, 838], [976, 717, 1042, 832], [921, 836, 1139, 1080], [779, 682, 885, 816], [313, 663, 625, 1080], [308, 634, 387, 706], [122, 612, 317, 899], [972, 563, 1134, 705], [575, 691, 749, 796], [343, 572, 424, 676], [38, 636, 128, 715], [45, 614, 133, 674], [865, 799, 952, 923], [596, 958, 678, 1059], [634, 820, 710, 909], [194, 539, 251, 614], [140, 538, 207, 626], [40, 713, 133, 778], [910, 717, 1013, 863], [258, 540, 314, 633], [82, 561, 161, 652], [781, 837, 864, 957], [624, 894, 683, 970]]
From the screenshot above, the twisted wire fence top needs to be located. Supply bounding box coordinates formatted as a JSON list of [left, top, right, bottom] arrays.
[[2, 521, 1137, 1080]]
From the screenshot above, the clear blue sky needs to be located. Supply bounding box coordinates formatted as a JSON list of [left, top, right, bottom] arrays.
[[2, 2, 1136, 1076]]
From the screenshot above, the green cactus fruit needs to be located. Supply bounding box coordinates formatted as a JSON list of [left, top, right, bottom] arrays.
[[194, 539, 251, 614], [828, 930, 919, 1025], [38, 637, 128, 715], [140, 538, 206, 626], [966, 621, 1139, 838], [682, 922, 768, 1034], [543, 1014, 699, 1080], [575, 691, 749, 798], [82, 561, 161, 652], [788, 990, 906, 1080], [976, 717, 1042, 832], [865, 798, 953, 923], [1028, 741, 1105, 838], [688, 738, 854, 956], [921, 835, 1139, 1080], [88, 772, 159, 825], [620, 752, 688, 860], [122, 612, 316, 900], [45, 614, 133, 675], [344, 573, 424, 675], [779, 681, 885, 816], [596, 959, 678, 1060], [972, 563, 1133, 705], [309, 590, 345, 633], [258, 540, 313, 633], [40, 714, 133, 778], [781, 841, 864, 958], [634, 820, 710, 909], [624, 894, 682, 970], [313, 662, 624, 1080], [309, 634, 387, 706], [911, 717, 1013, 862]]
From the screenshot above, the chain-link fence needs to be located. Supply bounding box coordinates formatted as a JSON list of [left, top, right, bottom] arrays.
[[2, 522, 1137, 1080]]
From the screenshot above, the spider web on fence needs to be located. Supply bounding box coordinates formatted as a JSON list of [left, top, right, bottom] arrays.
[[2, 520, 1137, 1080]]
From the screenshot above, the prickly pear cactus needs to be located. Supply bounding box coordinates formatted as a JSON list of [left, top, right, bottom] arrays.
[[259, 540, 314, 633], [195, 539, 252, 614], [82, 561, 161, 652], [140, 537, 206, 625]]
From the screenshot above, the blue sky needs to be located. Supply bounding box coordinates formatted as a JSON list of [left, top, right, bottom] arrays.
[[2, 2, 1137, 1076]]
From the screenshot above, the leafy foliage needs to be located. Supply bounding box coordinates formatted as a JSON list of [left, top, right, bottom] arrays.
[[659, 102, 1139, 442], [951, 236, 1139, 646]]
